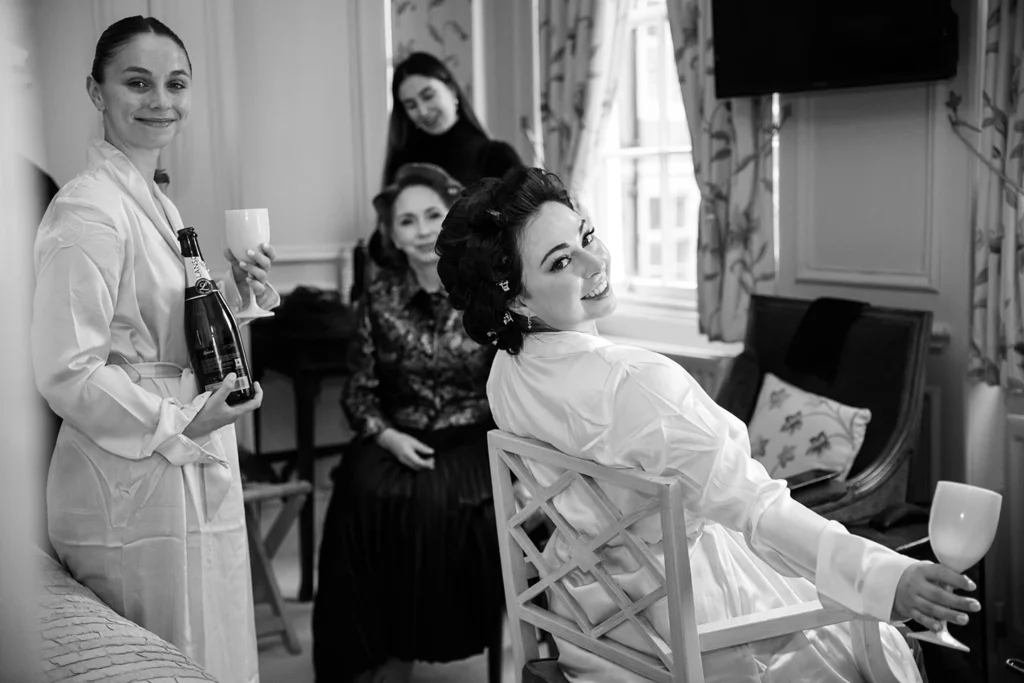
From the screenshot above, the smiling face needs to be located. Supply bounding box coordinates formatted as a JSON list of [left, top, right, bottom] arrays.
[[389, 184, 450, 268], [397, 74, 459, 136], [513, 201, 617, 333], [87, 33, 191, 155]]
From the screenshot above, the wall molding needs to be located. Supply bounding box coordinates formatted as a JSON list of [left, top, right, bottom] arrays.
[[272, 242, 354, 264], [270, 242, 358, 295], [794, 85, 942, 293]]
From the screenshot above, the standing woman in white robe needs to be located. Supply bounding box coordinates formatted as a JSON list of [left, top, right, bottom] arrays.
[[435, 168, 982, 683], [31, 16, 278, 683]]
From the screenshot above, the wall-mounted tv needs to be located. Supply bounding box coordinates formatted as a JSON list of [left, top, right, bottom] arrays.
[[710, 0, 959, 98]]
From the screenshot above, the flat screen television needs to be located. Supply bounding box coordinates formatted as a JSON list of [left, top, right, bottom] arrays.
[[710, 1, 959, 98]]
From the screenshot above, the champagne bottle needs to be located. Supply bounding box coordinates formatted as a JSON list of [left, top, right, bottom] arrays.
[[178, 227, 255, 405]]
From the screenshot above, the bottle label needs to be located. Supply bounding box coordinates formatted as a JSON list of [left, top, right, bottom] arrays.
[[184, 254, 213, 289], [197, 344, 251, 393], [185, 278, 218, 301]]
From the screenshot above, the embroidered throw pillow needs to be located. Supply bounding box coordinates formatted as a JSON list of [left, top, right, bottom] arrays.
[[746, 373, 871, 482]]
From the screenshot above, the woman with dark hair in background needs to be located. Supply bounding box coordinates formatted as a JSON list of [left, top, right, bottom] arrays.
[[32, 16, 278, 683], [365, 52, 525, 270], [312, 163, 504, 683], [382, 51, 522, 187]]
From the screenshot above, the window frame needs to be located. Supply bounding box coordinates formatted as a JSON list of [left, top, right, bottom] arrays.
[[586, 0, 700, 314]]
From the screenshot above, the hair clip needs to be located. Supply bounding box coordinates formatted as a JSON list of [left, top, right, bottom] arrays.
[[487, 209, 502, 221], [447, 186, 459, 196], [497, 280, 509, 292], [503, 312, 513, 326]]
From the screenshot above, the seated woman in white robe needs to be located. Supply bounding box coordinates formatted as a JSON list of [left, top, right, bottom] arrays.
[[434, 167, 979, 683]]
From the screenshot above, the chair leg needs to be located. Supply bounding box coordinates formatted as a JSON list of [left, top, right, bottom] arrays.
[[487, 612, 504, 683], [245, 502, 303, 655]]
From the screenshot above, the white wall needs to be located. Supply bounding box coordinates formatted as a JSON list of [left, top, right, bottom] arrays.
[[2, 0, 46, 676], [777, 0, 977, 486], [28, 0, 377, 285]]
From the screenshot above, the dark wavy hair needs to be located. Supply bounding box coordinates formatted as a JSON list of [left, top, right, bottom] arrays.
[[436, 167, 574, 355], [382, 52, 489, 187], [91, 16, 190, 187]]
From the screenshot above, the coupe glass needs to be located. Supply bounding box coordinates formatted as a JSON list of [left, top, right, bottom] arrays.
[[225, 208, 274, 321], [906, 481, 1002, 652]]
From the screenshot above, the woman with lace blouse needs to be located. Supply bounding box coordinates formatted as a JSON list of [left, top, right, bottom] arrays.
[[311, 163, 503, 683]]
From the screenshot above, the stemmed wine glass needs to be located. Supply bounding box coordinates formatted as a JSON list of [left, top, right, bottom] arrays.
[[906, 481, 1002, 652], [225, 208, 275, 321]]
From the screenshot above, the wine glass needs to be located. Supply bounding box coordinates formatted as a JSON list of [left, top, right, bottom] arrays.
[[225, 208, 274, 321], [906, 481, 1002, 652]]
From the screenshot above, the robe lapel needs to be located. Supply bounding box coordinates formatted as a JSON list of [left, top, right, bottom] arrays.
[[88, 140, 184, 260]]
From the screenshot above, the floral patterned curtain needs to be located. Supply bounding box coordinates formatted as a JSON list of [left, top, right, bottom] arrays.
[[666, 0, 776, 343], [538, 0, 628, 198], [949, 0, 1024, 391]]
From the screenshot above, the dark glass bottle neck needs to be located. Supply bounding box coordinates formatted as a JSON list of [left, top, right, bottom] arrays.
[[179, 228, 214, 292], [177, 228, 203, 259]]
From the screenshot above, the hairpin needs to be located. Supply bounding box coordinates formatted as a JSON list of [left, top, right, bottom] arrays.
[[497, 280, 509, 292], [487, 209, 502, 221], [503, 312, 513, 326], [447, 186, 459, 196]]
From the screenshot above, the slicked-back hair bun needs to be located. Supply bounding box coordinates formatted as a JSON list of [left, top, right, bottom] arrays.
[[436, 166, 573, 355]]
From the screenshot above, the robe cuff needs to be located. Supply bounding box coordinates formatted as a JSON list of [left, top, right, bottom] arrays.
[[156, 431, 228, 469], [150, 393, 229, 470], [816, 521, 917, 622]]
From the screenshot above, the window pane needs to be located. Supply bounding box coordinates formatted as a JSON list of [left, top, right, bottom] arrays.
[[666, 153, 699, 286], [586, 0, 705, 298], [662, 23, 690, 148], [635, 156, 661, 278], [634, 25, 661, 147]]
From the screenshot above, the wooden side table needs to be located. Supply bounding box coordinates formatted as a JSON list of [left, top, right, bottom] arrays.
[[249, 301, 356, 602]]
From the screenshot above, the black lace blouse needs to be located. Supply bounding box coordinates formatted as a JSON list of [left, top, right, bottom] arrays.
[[342, 266, 494, 440]]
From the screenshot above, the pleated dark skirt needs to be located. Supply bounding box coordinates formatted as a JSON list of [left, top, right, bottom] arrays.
[[312, 421, 504, 681]]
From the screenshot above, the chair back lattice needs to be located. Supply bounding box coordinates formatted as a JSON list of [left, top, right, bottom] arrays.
[[488, 430, 906, 683]]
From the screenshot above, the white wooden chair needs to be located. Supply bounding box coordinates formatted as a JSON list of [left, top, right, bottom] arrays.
[[488, 430, 912, 683]]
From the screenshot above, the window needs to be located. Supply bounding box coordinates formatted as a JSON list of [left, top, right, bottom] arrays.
[[586, 0, 699, 305]]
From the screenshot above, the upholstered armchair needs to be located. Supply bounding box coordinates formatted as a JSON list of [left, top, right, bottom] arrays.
[[715, 294, 932, 525]]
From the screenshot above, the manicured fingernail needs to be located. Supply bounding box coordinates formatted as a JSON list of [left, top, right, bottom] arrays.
[[247, 249, 256, 257], [970, 600, 981, 612], [965, 578, 976, 591], [957, 615, 968, 625]]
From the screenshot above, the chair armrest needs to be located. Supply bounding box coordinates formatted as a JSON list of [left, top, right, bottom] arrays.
[[701, 601, 909, 683], [698, 600, 851, 653], [791, 479, 849, 508]]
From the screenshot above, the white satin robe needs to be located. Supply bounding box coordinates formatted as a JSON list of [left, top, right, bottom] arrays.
[[488, 331, 922, 683], [32, 140, 280, 683]]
